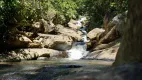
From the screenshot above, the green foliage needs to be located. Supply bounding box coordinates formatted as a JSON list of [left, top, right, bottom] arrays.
[[0, 0, 128, 27], [51, 0, 78, 18], [78, 0, 128, 30], [0, 0, 128, 45]]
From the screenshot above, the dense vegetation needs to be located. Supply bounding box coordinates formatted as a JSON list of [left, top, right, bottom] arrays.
[[0, 0, 127, 51]]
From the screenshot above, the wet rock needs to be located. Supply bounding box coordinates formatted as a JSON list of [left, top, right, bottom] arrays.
[[55, 24, 83, 41]]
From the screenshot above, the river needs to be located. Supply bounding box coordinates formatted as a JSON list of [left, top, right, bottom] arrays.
[[0, 59, 113, 80]]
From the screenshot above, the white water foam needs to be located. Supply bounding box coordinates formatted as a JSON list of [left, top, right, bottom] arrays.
[[66, 17, 89, 60]]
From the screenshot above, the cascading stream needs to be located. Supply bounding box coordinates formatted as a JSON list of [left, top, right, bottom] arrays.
[[66, 17, 89, 60]]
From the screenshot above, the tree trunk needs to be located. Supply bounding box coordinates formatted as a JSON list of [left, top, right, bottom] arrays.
[[113, 0, 142, 66]]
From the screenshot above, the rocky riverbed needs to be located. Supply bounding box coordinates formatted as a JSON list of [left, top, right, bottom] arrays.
[[1, 11, 142, 80], [0, 11, 127, 61]]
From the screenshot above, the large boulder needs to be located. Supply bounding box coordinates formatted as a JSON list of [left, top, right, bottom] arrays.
[[32, 19, 55, 33], [107, 11, 127, 36], [7, 27, 41, 48], [87, 28, 105, 40], [86, 39, 120, 60], [33, 33, 73, 51], [7, 32, 73, 50], [7, 34, 34, 48], [7, 48, 67, 60], [94, 39, 120, 50], [55, 24, 83, 41]]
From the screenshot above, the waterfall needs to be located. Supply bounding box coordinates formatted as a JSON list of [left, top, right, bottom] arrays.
[[66, 17, 89, 60]]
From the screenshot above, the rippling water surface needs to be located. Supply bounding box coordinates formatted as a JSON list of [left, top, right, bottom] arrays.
[[0, 59, 113, 80]]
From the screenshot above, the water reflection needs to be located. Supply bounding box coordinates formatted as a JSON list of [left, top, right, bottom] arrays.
[[0, 60, 113, 80]]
